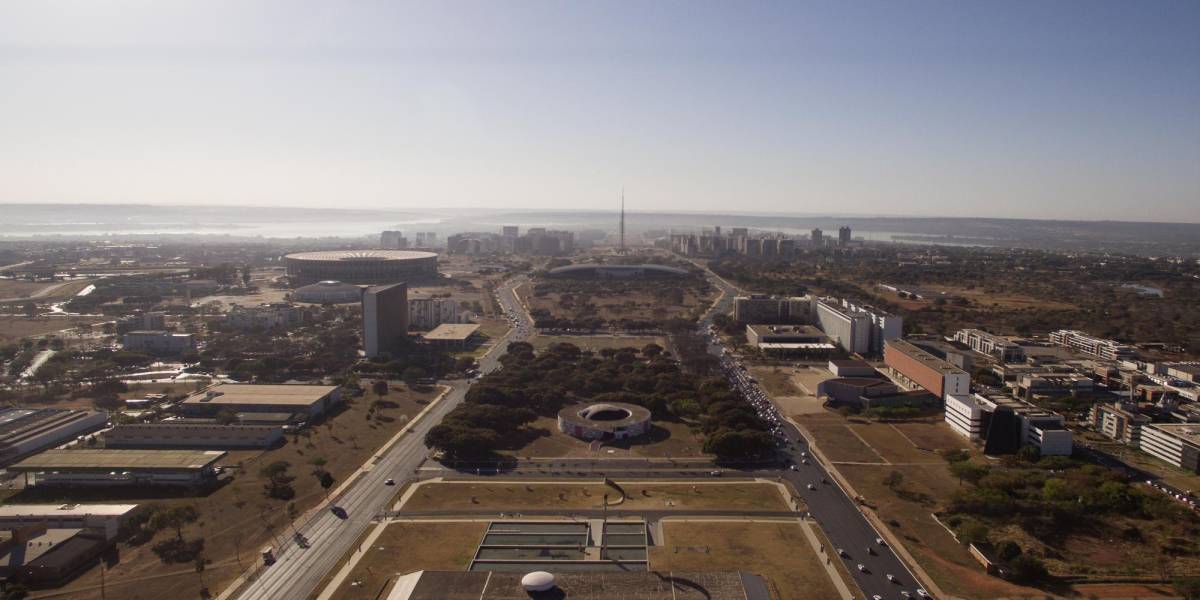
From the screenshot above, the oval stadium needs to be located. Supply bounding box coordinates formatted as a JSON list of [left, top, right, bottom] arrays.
[[285, 250, 439, 285], [557, 402, 652, 441]]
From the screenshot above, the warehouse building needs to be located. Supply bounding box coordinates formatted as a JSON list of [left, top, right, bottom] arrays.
[[0, 409, 109, 467], [8, 449, 226, 487], [103, 423, 283, 449], [179, 384, 341, 418], [884, 339, 970, 399], [0, 504, 139, 541], [0, 524, 111, 586]]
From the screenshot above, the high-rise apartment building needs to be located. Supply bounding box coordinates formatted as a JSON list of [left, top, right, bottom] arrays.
[[811, 228, 823, 246], [838, 226, 852, 246]]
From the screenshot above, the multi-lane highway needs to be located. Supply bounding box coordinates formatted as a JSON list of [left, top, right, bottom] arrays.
[[700, 270, 930, 600], [231, 276, 533, 600]]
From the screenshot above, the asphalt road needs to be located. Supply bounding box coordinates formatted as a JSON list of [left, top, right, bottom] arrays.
[[233, 276, 533, 600], [700, 270, 928, 600]]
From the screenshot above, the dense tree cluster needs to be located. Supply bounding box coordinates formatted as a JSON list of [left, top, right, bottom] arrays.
[[527, 271, 712, 332], [424, 341, 774, 462], [942, 449, 1200, 584]]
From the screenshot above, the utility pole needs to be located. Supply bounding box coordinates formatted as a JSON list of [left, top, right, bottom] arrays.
[[619, 189, 626, 255]]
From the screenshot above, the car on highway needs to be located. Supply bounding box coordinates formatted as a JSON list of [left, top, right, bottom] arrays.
[[876, 537, 887, 546], [837, 548, 847, 557], [261, 546, 276, 565], [330, 505, 348, 519], [916, 590, 930, 598], [857, 563, 867, 572], [710, 470, 722, 477], [887, 574, 897, 583], [384, 478, 395, 485], [789, 464, 797, 471], [872, 595, 882, 600], [807, 483, 817, 490]]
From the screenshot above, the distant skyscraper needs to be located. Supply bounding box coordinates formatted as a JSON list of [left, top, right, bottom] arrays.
[[502, 226, 519, 237], [362, 283, 408, 358], [838, 226, 852, 246], [811, 228, 823, 246], [380, 230, 407, 249], [619, 189, 626, 254]]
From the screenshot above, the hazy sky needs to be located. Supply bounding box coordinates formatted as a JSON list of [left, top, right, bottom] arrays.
[[1, 1, 1198, 221]]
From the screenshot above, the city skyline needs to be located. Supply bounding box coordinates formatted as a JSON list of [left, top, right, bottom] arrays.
[[1, 2, 1198, 221]]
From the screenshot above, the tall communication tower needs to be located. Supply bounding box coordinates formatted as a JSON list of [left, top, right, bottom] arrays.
[[619, 188, 626, 254]]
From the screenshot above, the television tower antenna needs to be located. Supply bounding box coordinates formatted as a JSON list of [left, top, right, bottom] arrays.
[[619, 188, 626, 254]]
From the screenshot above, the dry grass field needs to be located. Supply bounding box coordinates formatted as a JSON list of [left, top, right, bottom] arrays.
[[327, 521, 486, 600], [20, 383, 440, 600], [510, 416, 708, 459], [401, 481, 790, 513], [0, 315, 106, 342], [649, 521, 840, 600]]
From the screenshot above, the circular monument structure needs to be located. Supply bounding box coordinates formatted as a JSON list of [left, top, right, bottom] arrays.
[[557, 402, 652, 441], [284, 250, 438, 286], [291, 280, 363, 304]]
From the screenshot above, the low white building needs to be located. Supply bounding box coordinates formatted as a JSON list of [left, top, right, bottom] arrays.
[[1138, 423, 1200, 473], [0, 504, 139, 541], [121, 331, 195, 354], [944, 393, 1072, 456]]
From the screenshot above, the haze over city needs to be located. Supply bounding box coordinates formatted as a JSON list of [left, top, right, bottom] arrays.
[[2, 1, 1198, 221], [3, 4, 1200, 600]]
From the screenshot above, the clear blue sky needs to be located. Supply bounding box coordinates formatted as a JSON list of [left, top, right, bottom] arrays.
[[1, 1, 1197, 221]]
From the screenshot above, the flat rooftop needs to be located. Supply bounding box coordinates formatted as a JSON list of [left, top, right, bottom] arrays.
[[886, 338, 968, 376], [422, 323, 480, 341], [1148, 423, 1200, 443], [748, 324, 825, 336], [0, 504, 138, 518], [8, 449, 225, 472], [182, 383, 338, 407]]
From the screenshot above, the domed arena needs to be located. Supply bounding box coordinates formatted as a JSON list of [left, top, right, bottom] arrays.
[[285, 250, 439, 285]]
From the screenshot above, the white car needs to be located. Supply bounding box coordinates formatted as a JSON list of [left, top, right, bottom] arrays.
[[887, 574, 896, 582], [807, 484, 817, 490], [857, 564, 867, 572], [876, 537, 887, 546], [837, 548, 847, 557], [916, 590, 930, 598]]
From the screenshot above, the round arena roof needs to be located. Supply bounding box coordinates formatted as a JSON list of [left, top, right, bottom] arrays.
[[285, 249, 439, 285], [557, 402, 652, 433], [292, 280, 362, 304], [285, 250, 438, 262]]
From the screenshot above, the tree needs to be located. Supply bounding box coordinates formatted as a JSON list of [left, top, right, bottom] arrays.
[[260, 461, 296, 500], [401, 367, 427, 387], [996, 540, 1022, 562], [883, 470, 904, 490], [151, 505, 200, 541], [1174, 577, 1200, 600], [318, 471, 335, 497], [1016, 444, 1041, 462], [372, 380, 389, 396], [949, 461, 989, 485], [1008, 554, 1048, 584]]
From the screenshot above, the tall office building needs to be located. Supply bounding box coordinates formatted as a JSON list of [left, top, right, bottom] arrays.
[[380, 231, 407, 249], [502, 226, 519, 238], [838, 226, 852, 246], [811, 228, 823, 246], [362, 283, 409, 358]]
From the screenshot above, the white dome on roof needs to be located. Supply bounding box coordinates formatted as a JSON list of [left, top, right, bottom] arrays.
[[520, 571, 555, 592]]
